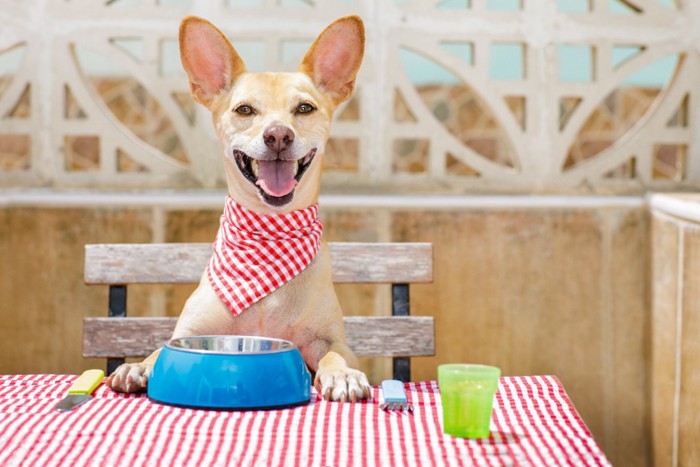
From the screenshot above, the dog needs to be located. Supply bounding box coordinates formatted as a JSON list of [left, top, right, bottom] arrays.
[[106, 15, 371, 402]]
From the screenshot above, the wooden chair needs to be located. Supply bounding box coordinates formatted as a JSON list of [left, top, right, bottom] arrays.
[[83, 242, 435, 382]]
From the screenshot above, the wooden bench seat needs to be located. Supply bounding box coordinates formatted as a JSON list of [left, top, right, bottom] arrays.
[[83, 242, 435, 381]]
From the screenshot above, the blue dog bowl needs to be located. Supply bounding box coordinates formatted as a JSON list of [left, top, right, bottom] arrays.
[[148, 336, 311, 410]]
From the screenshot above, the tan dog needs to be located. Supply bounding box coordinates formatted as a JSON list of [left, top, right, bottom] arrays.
[[107, 15, 371, 402]]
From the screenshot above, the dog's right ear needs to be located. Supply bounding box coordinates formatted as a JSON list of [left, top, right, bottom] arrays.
[[179, 16, 246, 108]]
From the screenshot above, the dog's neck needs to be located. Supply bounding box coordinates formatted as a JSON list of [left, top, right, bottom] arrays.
[[220, 195, 322, 239], [207, 196, 324, 315]]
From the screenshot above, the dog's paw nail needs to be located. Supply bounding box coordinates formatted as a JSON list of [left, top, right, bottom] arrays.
[[322, 385, 332, 401]]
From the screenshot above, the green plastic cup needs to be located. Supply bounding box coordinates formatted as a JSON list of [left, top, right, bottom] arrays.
[[438, 364, 501, 438]]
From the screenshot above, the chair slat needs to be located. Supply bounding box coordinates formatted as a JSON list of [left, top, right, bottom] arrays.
[[84, 242, 432, 284], [83, 316, 435, 358]]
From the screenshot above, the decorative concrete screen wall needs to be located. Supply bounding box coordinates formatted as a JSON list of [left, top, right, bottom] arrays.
[[0, 0, 697, 193]]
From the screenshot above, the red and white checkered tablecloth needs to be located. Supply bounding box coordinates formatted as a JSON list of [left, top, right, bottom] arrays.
[[0, 374, 610, 466]]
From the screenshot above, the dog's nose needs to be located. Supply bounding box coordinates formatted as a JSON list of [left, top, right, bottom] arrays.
[[263, 126, 295, 153]]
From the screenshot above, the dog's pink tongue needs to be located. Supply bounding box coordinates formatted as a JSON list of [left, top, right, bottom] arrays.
[[256, 160, 297, 197]]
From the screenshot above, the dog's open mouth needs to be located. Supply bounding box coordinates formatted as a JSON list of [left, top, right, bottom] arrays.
[[233, 149, 316, 206]]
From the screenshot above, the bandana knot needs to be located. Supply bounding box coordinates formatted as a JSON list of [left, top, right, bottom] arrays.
[[207, 196, 323, 315]]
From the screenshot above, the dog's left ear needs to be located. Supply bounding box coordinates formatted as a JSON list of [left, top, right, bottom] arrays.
[[299, 16, 365, 105]]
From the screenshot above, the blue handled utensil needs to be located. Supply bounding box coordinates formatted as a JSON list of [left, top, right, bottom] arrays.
[[380, 379, 414, 412]]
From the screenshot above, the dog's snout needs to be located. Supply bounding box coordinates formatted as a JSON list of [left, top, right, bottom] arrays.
[[263, 126, 295, 153]]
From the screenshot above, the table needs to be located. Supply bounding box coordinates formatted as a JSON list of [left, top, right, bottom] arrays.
[[0, 374, 610, 466]]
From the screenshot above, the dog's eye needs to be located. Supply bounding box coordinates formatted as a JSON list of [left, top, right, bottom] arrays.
[[234, 105, 254, 116], [296, 103, 316, 115]]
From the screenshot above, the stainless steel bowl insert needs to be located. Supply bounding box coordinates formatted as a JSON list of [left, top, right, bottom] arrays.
[[165, 336, 296, 355]]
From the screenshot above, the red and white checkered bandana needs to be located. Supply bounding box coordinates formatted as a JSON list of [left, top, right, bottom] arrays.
[[207, 196, 323, 315]]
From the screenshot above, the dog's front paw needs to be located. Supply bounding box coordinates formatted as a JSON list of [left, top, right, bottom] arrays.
[[314, 366, 371, 402], [107, 363, 150, 393]]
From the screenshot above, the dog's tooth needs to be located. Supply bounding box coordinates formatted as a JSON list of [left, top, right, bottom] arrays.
[[294, 160, 300, 176], [252, 160, 259, 177]]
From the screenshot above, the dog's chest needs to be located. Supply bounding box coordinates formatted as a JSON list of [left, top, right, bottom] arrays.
[[226, 281, 306, 335]]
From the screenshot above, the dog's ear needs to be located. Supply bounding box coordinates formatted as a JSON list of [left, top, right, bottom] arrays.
[[179, 16, 246, 108], [299, 16, 365, 105]]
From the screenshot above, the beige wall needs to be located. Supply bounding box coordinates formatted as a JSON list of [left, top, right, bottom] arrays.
[[651, 195, 700, 467], [0, 197, 649, 466]]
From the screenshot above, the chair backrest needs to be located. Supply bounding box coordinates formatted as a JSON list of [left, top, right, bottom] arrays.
[[83, 242, 434, 381]]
